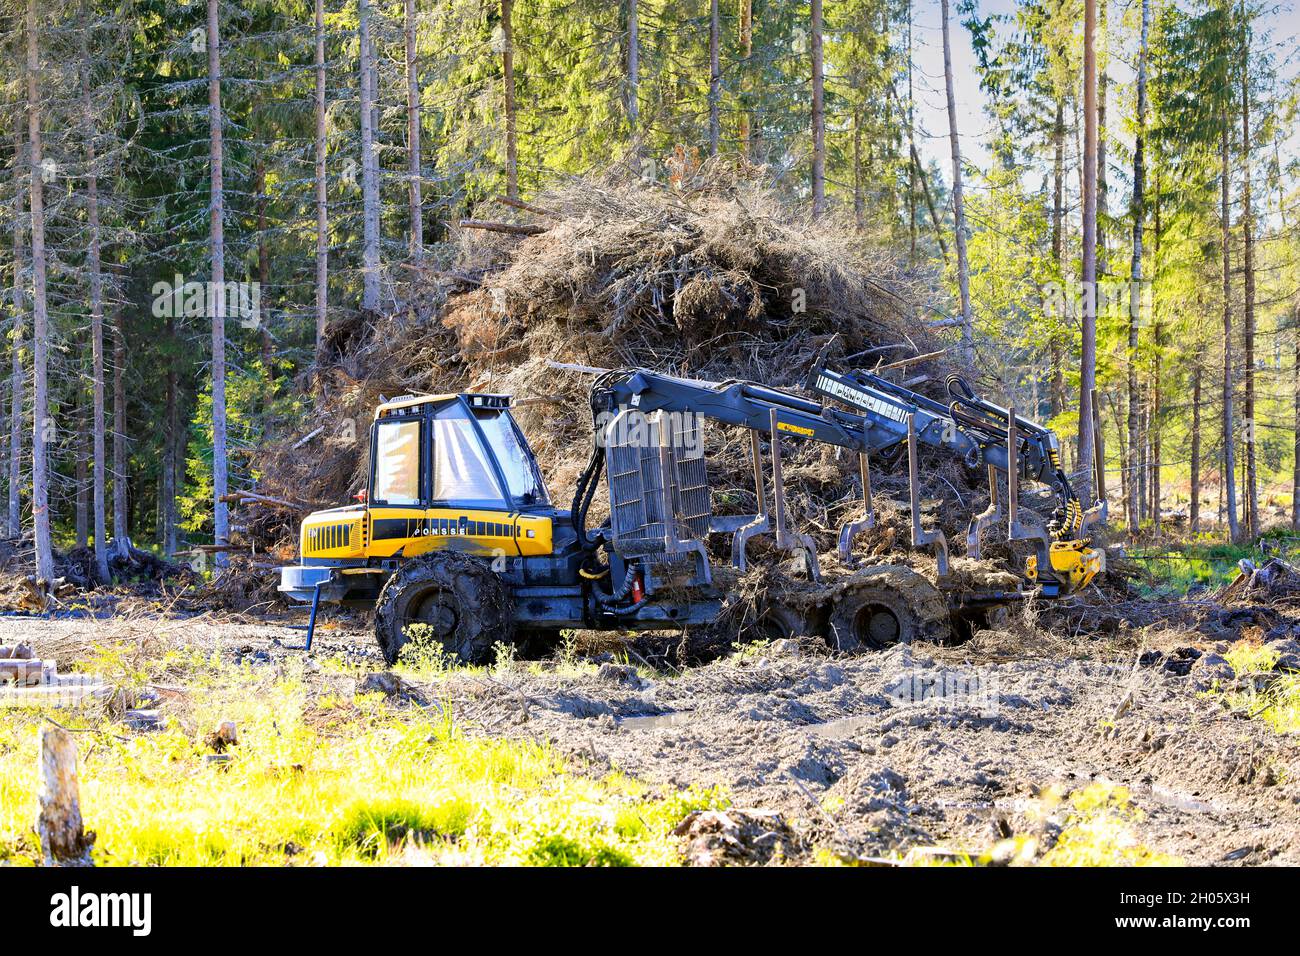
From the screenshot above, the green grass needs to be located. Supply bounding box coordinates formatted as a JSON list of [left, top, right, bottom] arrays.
[[0, 655, 721, 866], [1219, 641, 1300, 736]]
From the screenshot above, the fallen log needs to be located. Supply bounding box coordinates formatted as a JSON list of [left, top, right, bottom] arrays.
[[493, 194, 560, 218], [458, 218, 547, 236]]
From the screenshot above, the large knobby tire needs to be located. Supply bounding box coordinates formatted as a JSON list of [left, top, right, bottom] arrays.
[[827, 565, 950, 653], [374, 552, 511, 665]]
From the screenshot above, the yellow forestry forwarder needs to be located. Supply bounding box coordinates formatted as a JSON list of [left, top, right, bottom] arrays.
[[279, 360, 1106, 663]]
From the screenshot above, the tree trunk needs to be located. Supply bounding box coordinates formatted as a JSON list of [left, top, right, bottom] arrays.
[[359, 0, 381, 311], [314, 0, 328, 353], [738, 0, 752, 158], [1240, 57, 1257, 539], [810, 0, 825, 217], [906, 0, 916, 258], [1126, 0, 1149, 538], [25, 0, 52, 583], [501, 0, 518, 198], [208, 0, 229, 564], [8, 105, 24, 540], [1221, 120, 1239, 542], [112, 314, 127, 544], [852, 109, 864, 232], [627, 0, 639, 134], [254, 158, 273, 377], [405, 0, 423, 263], [74, 390, 88, 548], [1077, 0, 1098, 502], [1048, 97, 1066, 421], [940, 0, 974, 365], [79, 24, 110, 580], [1096, 0, 1108, 275], [708, 0, 720, 156], [1191, 362, 1202, 534], [163, 314, 177, 556], [1293, 306, 1300, 531]]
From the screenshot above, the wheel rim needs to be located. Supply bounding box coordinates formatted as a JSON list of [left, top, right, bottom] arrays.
[[408, 589, 459, 639], [852, 602, 901, 649]]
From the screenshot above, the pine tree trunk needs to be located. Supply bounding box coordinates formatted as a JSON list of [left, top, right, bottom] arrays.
[[1049, 98, 1065, 421], [940, 0, 974, 365], [708, 0, 720, 156], [314, 0, 328, 353], [906, 0, 916, 259], [501, 0, 518, 198], [1293, 306, 1300, 531], [8, 105, 24, 540], [255, 158, 273, 377], [1126, 0, 1149, 538], [1240, 60, 1257, 539], [74, 389, 88, 548], [163, 313, 177, 556], [1220, 121, 1239, 542], [1151, 348, 1162, 538], [852, 110, 865, 232], [79, 25, 110, 581], [627, 0, 639, 134], [405, 0, 423, 263], [738, 0, 751, 159], [25, 0, 53, 583], [359, 0, 381, 311], [1096, 0, 1108, 275], [112, 314, 127, 544], [1191, 362, 1202, 534], [810, 0, 825, 217], [208, 0, 229, 564], [1077, 0, 1099, 502]]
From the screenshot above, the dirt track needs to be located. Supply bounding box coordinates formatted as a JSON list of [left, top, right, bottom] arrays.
[[4, 611, 1297, 865]]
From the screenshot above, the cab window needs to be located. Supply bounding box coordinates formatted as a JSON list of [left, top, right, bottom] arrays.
[[473, 409, 550, 507], [431, 406, 508, 509], [372, 418, 422, 506]]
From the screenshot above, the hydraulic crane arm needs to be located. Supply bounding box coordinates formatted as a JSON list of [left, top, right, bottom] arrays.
[[804, 361, 1081, 537]]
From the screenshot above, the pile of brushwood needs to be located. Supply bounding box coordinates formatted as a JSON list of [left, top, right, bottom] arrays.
[[247, 162, 1066, 594]]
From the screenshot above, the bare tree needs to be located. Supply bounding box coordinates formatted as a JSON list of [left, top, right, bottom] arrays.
[[1126, 0, 1149, 538], [208, 0, 230, 563], [359, 0, 380, 310], [940, 0, 973, 365], [405, 0, 422, 264], [314, 0, 328, 352], [810, 0, 825, 217], [501, 0, 518, 198], [1077, 0, 1098, 501], [25, 0, 52, 582]]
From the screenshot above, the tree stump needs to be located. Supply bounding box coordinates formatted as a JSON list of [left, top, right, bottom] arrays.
[[37, 726, 95, 866]]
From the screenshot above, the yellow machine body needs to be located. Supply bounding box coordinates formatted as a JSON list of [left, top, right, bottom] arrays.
[[1025, 538, 1104, 592]]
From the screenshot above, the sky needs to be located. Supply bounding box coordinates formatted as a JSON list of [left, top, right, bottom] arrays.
[[908, 0, 1300, 192]]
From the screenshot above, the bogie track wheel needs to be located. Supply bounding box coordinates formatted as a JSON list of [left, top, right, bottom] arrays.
[[827, 565, 950, 652], [374, 552, 512, 665]]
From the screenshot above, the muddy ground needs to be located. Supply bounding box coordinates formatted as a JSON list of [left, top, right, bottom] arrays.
[[3, 607, 1297, 865]]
